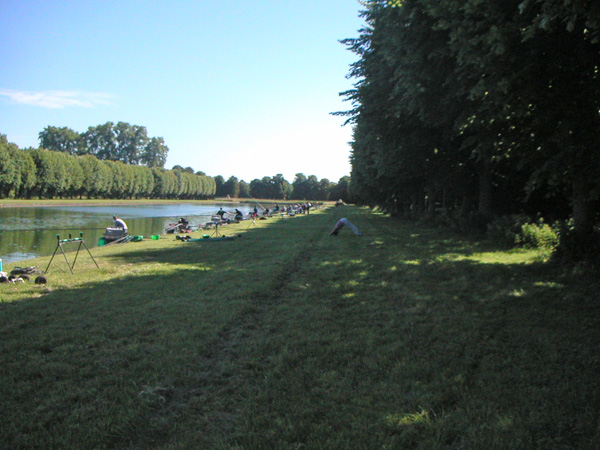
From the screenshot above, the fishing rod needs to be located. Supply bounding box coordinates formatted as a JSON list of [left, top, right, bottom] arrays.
[[244, 193, 267, 211], [5, 227, 108, 232]]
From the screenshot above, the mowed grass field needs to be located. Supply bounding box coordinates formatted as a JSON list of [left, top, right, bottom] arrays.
[[1, 206, 599, 449]]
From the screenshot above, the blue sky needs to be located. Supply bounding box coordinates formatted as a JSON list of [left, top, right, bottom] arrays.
[[0, 1, 364, 183]]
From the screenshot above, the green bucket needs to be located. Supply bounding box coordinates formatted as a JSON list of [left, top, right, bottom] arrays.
[[151, 235, 160, 240], [98, 237, 106, 246]]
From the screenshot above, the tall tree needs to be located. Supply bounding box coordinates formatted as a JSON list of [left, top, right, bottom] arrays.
[[12, 148, 37, 199], [114, 122, 149, 165], [329, 176, 351, 203], [38, 126, 82, 155], [0, 135, 19, 198], [214, 175, 226, 196], [341, 0, 600, 236], [238, 180, 250, 199], [292, 173, 309, 199], [78, 155, 111, 198], [139, 136, 168, 168], [223, 176, 240, 198], [271, 174, 292, 199], [83, 122, 117, 160]]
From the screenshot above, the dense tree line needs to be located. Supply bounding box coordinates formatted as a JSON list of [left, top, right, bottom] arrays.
[[0, 135, 215, 200], [213, 173, 350, 201], [38, 122, 168, 167], [340, 0, 600, 238], [1, 134, 349, 202]]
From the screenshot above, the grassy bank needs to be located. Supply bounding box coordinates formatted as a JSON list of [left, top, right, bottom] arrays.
[[1, 207, 599, 449]]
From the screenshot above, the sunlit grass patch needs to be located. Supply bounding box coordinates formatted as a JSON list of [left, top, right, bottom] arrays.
[[508, 288, 527, 297], [534, 281, 564, 289], [400, 259, 421, 266], [436, 248, 543, 265], [383, 409, 432, 428], [318, 260, 344, 267]]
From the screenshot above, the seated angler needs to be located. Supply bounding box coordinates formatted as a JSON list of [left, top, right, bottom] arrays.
[[113, 215, 128, 233]]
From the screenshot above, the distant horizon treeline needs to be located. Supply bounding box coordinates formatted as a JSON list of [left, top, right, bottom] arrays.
[[213, 172, 350, 202], [0, 134, 351, 202]]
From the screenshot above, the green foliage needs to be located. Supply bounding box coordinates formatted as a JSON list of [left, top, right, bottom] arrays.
[[41, 121, 169, 168], [486, 214, 532, 248], [38, 126, 81, 155], [5, 131, 346, 202], [341, 0, 600, 248], [328, 175, 352, 203], [222, 176, 240, 198], [290, 173, 330, 200], [11, 148, 36, 198], [78, 155, 111, 198], [517, 219, 560, 255], [238, 179, 250, 198], [0, 135, 19, 197], [140, 136, 168, 168], [487, 215, 560, 258], [213, 175, 226, 196], [0, 138, 214, 201]]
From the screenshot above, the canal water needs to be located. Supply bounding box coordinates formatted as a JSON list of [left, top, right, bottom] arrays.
[[0, 203, 257, 264]]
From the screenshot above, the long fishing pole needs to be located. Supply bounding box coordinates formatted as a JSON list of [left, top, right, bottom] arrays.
[[6, 227, 108, 232], [245, 193, 266, 211]]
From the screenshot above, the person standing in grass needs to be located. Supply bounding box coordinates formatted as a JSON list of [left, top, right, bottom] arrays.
[[330, 217, 362, 236]]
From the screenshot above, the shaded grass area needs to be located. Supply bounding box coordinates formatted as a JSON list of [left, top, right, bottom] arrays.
[[1, 207, 599, 449]]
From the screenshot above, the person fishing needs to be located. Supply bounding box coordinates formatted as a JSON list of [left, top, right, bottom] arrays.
[[216, 207, 226, 218], [177, 217, 191, 232], [113, 215, 128, 233]]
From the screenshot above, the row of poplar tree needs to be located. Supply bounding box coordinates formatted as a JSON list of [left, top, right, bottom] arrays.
[[33, 122, 351, 201], [0, 134, 351, 201], [340, 0, 599, 234], [0, 134, 216, 200]]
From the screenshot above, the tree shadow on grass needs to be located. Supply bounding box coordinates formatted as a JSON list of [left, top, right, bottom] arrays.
[[0, 251, 299, 450], [292, 231, 600, 449]]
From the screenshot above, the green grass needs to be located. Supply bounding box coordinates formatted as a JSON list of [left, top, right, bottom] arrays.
[[1, 206, 599, 449]]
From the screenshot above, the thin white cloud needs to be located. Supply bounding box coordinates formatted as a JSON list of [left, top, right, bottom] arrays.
[[0, 89, 116, 109]]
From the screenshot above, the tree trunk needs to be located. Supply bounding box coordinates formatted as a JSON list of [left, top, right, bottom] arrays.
[[572, 177, 595, 234], [478, 158, 493, 217]]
